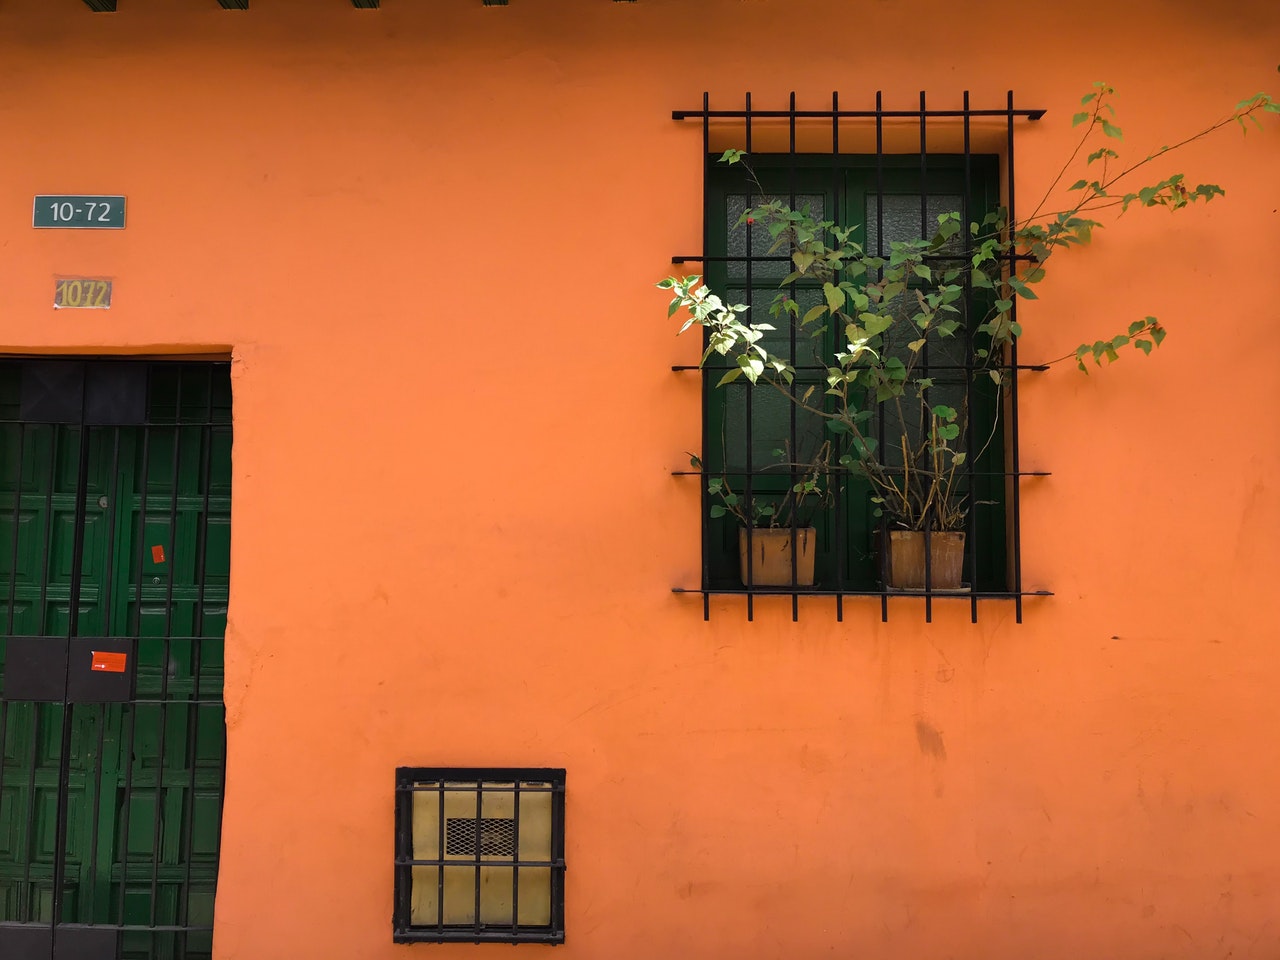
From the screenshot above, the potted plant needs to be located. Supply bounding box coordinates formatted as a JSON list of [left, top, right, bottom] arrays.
[[662, 86, 1277, 592], [692, 441, 834, 586]]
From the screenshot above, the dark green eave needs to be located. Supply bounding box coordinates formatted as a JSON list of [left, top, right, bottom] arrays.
[[81, 0, 636, 7]]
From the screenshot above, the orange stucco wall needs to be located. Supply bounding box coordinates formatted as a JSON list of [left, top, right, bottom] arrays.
[[3, 1, 1280, 957]]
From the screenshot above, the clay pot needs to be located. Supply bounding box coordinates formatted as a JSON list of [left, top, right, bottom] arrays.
[[887, 530, 965, 590], [738, 527, 816, 586]]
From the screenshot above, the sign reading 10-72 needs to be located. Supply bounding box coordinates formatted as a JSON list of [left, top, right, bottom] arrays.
[[33, 195, 126, 229]]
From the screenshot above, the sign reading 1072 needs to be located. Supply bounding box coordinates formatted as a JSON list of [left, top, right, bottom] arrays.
[[33, 195, 126, 229]]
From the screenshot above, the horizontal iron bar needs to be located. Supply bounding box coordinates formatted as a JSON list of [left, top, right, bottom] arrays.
[[671, 469, 1051, 478], [672, 587, 1053, 598], [24, 923, 215, 932], [395, 858, 564, 868], [670, 363, 1050, 372], [671, 253, 1040, 264], [673, 108, 1046, 121], [397, 783, 559, 793], [0, 417, 229, 427]]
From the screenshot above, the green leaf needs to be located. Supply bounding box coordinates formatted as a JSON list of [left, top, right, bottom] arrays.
[[1072, 111, 1090, 127], [823, 282, 846, 313], [801, 304, 827, 325], [1081, 91, 1097, 105], [1127, 320, 1147, 335], [937, 423, 960, 441], [719, 148, 745, 165], [907, 338, 927, 353], [1101, 119, 1123, 139], [1068, 178, 1088, 190], [715, 368, 742, 387], [931, 405, 957, 421], [1134, 339, 1153, 355], [1008, 277, 1038, 300], [709, 505, 727, 519], [1151, 324, 1167, 346]]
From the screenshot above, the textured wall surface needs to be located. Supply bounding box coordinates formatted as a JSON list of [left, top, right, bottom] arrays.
[[2, 1, 1279, 957]]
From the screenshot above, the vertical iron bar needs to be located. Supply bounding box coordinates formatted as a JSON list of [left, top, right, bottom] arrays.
[[510, 780, 521, 934], [116, 420, 153, 926], [0, 699, 7, 834], [875, 92, 888, 623], [100, 428, 122, 638], [473, 781, 483, 935], [207, 369, 231, 942], [53, 419, 93, 929], [6, 421, 26, 634], [550, 778, 565, 940], [20, 705, 41, 920], [436, 781, 445, 932], [36, 426, 58, 636], [700, 92, 711, 622], [1, 420, 25, 845], [788, 90, 799, 621], [832, 91, 845, 622], [1, 414, 23, 911], [179, 368, 216, 952], [743, 90, 755, 622], [962, 91, 980, 623], [149, 371, 185, 926], [1006, 90, 1024, 623], [85, 700, 109, 922], [919, 91, 933, 625]]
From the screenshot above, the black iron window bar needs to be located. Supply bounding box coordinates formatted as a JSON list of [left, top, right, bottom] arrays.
[[0, 359, 231, 960], [670, 92, 1054, 624], [393, 767, 566, 945]]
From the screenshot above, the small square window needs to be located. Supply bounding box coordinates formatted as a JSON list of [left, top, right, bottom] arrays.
[[394, 768, 566, 944]]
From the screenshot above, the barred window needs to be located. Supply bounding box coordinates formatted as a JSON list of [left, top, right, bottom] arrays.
[[393, 768, 566, 944], [671, 93, 1052, 623]]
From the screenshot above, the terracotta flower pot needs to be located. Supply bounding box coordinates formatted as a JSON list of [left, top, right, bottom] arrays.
[[738, 527, 816, 586], [887, 530, 966, 590]]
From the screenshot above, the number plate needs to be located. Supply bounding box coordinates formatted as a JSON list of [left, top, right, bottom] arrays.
[[33, 195, 126, 229], [54, 277, 113, 309]]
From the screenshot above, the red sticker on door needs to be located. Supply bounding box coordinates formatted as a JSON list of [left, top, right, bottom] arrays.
[[91, 651, 128, 673], [151, 545, 165, 563]]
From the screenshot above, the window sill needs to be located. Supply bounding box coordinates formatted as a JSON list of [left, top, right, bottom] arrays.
[[671, 586, 1052, 623]]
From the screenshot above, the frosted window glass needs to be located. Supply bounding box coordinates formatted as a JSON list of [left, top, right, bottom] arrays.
[[865, 194, 963, 256], [727, 194, 825, 279], [728, 286, 824, 369], [723, 388, 827, 475]]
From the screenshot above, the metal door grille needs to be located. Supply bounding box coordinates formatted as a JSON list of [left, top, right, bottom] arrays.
[[0, 359, 231, 960]]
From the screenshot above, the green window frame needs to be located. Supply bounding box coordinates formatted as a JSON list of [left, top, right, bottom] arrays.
[[699, 155, 1010, 597]]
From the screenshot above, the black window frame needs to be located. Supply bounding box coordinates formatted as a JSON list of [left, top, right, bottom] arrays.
[[393, 767, 566, 945], [671, 92, 1053, 623]]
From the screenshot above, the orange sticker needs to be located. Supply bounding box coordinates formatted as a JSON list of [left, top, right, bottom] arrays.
[[91, 650, 128, 673], [152, 545, 165, 563]]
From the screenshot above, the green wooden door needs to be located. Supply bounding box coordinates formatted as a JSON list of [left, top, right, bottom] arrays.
[[0, 360, 231, 960]]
